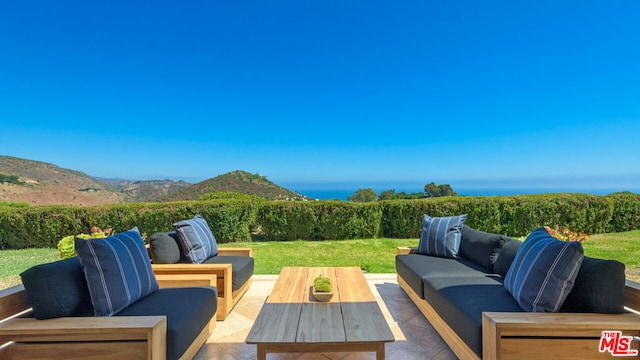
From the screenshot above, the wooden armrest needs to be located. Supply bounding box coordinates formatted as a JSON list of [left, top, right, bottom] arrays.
[[396, 246, 418, 255], [152, 263, 232, 276], [483, 312, 640, 360], [155, 274, 217, 288], [217, 247, 253, 257], [483, 312, 640, 335]]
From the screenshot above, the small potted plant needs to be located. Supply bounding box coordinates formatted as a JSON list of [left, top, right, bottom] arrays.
[[312, 274, 333, 302]]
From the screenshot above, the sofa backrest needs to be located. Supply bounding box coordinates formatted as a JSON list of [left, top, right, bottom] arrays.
[[492, 238, 626, 314], [459, 226, 512, 272], [20, 257, 94, 319]]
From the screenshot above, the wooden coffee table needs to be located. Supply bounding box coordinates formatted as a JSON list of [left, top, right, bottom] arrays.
[[246, 267, 394, 359]]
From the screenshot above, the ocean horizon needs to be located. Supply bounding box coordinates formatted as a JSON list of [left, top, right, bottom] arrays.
[[293, 187, 639, 201]]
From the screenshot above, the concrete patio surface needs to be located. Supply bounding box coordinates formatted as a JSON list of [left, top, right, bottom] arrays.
[[194, 274, 457, 360]]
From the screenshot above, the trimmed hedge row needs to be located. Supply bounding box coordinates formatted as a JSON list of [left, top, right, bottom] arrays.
[[0, 193, 639, 249]]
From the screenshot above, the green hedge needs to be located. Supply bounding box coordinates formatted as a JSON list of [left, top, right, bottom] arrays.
[[0, 193, 638, 249]]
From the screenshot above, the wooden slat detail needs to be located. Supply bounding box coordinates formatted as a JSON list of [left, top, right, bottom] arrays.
[[335, 267, 375, 302], [499, 338, 633, 360], [217, 247, 253, 257], [4, 341, 149, 360], [297, 302, 344, 343], [246, 267, 307, 344], [267, 267, 307, 304], [341, 302, 394, 343]]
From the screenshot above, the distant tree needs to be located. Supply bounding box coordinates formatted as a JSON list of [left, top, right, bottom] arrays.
[[394, 191, 426, 200], [424, 182, 457, 197], [0, 173, 24, 185], [347, 188, 377, 202], [378, 189, 396, 201]]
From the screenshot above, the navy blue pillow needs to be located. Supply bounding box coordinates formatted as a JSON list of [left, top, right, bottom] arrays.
[[173, 215, 218, 263], [75, 228, 158, 316], [417, 214, 467, 259], [20, 257, 94, 319], [504, 226, 584, 312]]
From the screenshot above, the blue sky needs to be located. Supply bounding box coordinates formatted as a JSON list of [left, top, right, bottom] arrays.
[[1, 1, 639, 194]]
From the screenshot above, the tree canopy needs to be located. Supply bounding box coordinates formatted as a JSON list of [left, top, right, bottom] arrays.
[[347, 188, 377, 202]]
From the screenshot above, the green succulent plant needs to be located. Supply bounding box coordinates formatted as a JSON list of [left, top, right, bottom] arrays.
[[313, 275, 331, 293]]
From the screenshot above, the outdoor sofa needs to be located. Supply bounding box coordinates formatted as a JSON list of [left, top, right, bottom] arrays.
[[397, 219, 640, 360], [0, 229, 218, 360], [147, 216, 254, 321]]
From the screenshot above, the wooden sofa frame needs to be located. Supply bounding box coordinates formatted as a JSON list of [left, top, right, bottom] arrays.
[[0, 278, 217, 360], [151, 248, 253, 321], [397, 247, 640, 360]]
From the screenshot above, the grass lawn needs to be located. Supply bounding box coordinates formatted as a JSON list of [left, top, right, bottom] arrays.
[[1, 230, 638, 290]]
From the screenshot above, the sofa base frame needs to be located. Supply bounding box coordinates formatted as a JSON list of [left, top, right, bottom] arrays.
[[398, 267, 640, 360]]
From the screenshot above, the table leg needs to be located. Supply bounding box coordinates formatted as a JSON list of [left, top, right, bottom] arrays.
[[257, 344, 266, 360], [376, 343, 385, 360]]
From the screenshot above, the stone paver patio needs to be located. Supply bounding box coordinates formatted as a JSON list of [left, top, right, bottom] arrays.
[[194, 274, 457, 359]]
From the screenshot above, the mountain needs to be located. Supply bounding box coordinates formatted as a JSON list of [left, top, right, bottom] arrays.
[[97, 178, 191, 203], [158, 170, 308, 201], [0, 156, 308, 205], [0, 155, 122, 206]]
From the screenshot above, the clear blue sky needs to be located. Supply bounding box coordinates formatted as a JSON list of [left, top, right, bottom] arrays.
[[1, 1, 639, 194]]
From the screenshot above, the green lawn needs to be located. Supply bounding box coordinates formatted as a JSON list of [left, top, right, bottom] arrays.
[[1, 230, 638, 290]]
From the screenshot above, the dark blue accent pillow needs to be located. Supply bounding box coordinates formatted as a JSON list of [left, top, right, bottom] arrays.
[[173, 214, 218, 263], [504, 226, 584, 312], [20, 257, 94, 319], [417, 214, 467, 259], [75, 228, 159, 316]]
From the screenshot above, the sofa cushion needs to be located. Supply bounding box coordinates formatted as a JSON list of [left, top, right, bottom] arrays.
[[117, 286, 218, 360], [504, 226, 584, 312], [560, 256, 626, 314], [460, 225, 510, 271], [149, 231, 184, 264], [423, 275, 523, 357], [493, 239, 523, 278], [20, 257, 94, 319], [417, 214, 467, 259], [396, 254, 491, 299], [202, 255, 254, 291], [173, 215, 218, 264], [75, 228, 159, 316]]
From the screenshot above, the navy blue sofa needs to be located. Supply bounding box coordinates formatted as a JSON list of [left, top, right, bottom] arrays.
[[0, 257, 218, 360], [396, 226, 637, 360]]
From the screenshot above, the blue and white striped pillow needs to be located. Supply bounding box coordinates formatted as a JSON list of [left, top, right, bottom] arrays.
[[417, 214, 467, 259], [173, 215, 218, 264], [75, 228, 158, 317], [504, 226, 584, 312]]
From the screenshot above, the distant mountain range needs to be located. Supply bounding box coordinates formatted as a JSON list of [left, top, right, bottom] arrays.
[[0, 155, 308, 206]]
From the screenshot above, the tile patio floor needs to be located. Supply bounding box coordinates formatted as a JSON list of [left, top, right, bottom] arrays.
[[194, 274, 458, 360]]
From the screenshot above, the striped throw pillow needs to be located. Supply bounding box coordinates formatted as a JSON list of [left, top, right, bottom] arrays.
[[173, 214, 218, 264], [417, 214, 467, 259], [75, 228, 158, 316], [504, 226, 584, 312]]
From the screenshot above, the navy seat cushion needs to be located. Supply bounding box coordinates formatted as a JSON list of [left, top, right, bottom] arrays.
[[20, 257, 94, 319], [203, 255, 254, 291], [118, 286, 218, 360], [423, 275, 523, 357], [560, 256, 626, 314], [459, 225, 511, 271], [396, 254, 491, 299]]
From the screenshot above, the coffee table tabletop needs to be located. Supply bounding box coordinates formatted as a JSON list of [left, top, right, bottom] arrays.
[[246, 266, 395, 359]]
